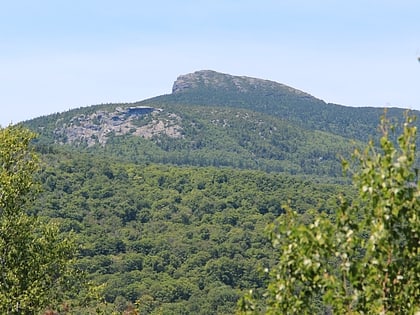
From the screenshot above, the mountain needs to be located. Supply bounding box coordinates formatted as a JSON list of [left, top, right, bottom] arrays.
[[144, 70, 410, 142], [24, 70, 415, 178], [19, 70, 416, 313]]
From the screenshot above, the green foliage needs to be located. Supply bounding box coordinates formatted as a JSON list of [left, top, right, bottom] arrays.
[[0, 126, 39, 216], [347, 113, 420, 313], [24, 103, 355, 177], [0, 126, 81, 314], [30, 149, 349, 313], [239, 113, 420, 314]]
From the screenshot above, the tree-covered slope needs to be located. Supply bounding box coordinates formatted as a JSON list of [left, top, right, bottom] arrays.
[[31, 150, 351, 313], [27, 104, 353, 177]]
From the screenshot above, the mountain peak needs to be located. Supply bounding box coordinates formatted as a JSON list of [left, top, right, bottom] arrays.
[[172, 70, 312, 98]]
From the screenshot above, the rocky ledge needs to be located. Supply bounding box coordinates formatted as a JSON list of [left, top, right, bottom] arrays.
[[54, 106, 183, 146]]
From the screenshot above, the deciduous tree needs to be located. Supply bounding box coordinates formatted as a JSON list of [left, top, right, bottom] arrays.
[[239, 113, 420, 314], [0, 125, 79, 314]]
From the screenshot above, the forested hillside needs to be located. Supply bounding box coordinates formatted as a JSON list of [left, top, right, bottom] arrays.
[[31, 150, 351, 313], [25, 71, 418, 177], [16, 70, 418, 313]]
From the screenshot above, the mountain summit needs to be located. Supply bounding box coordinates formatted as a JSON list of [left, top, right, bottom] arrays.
[[172, 70, 312, 99], [147, 69, 329, 122], [154, 70, 406, 143]]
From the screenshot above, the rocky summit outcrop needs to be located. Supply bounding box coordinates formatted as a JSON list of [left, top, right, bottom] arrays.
[[172, 70, 313, 98], [54, 106, 183, 146]]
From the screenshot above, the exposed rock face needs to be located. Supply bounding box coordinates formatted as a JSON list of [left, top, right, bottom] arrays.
[[172, 70, 226, 93], [171, 76, 194, 94], [54, 106, 183, 146], [172, 70, 313, 98]]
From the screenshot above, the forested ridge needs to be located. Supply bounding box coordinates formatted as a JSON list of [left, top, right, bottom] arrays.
[[10, 70, 418, 313], [26, 104, 355, 177]]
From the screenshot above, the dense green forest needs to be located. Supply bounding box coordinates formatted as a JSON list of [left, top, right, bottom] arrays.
[[27, 104, 354, 177], [10, 70, 418, 313], [30, 149, 351, 313]]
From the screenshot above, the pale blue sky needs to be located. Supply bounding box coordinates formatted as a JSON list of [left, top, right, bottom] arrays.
[[1, 0, 419, 126]]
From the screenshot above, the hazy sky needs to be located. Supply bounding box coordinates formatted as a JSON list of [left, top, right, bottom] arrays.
[[1, 0, 419, 126]]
